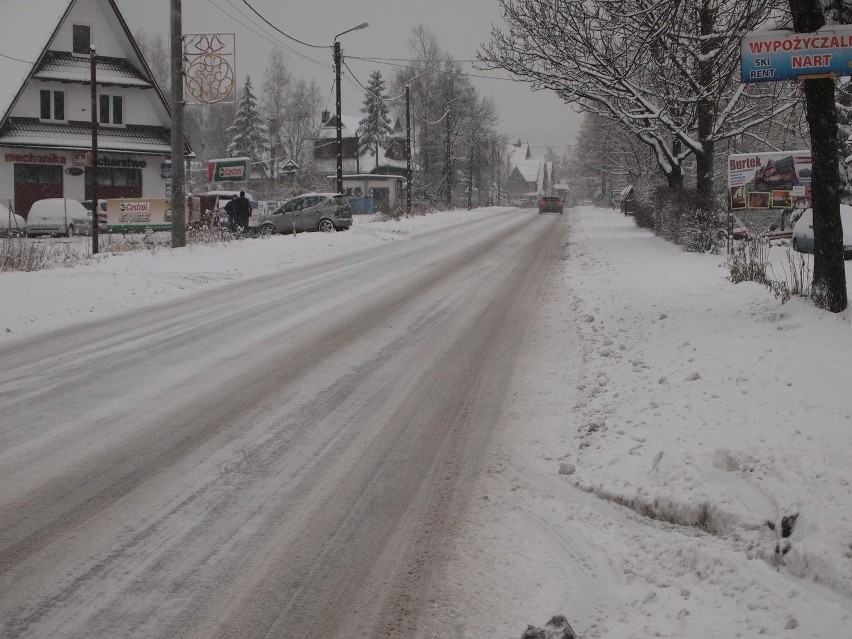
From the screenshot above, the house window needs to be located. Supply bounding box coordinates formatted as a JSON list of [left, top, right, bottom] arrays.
[[99, 94, 124, 125], [73, 24, 91, 55], [40, 89, 65, 122]]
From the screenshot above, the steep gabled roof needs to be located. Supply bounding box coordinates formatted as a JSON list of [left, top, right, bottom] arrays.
[[0, 0, 173, 130], [0, 0, 74, 122]]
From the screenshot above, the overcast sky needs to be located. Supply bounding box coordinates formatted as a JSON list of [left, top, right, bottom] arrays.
[[115, 0, 583, 155]]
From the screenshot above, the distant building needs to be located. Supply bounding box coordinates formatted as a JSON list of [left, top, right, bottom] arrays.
[[505, 139, 551, 202], [0, 0, 191, 217], [313, 111, 408, 180]]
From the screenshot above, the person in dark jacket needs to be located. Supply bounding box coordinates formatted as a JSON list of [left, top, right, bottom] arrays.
[[224, 194, 239, 232], [233, 191, 252, 233]]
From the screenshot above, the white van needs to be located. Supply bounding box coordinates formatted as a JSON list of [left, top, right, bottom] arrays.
[[26, 199, 93, 237]]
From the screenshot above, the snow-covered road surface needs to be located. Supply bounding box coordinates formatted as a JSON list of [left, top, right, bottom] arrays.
[[2, 205, 851, 638], [0, 209, 566, 638]]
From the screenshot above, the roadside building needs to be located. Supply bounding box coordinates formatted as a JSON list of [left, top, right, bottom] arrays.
[[505, 140, 551, 203], [0, 0, 191, 218], [312, 111, 408, 180]]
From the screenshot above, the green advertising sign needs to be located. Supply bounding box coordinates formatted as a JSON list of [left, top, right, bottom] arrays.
[[207, 157, 250, 182]]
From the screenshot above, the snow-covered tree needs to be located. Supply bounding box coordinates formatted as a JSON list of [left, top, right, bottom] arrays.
[[480, 0, 794, 204], [261, 50, 292, 170], [357, 71, 394, 170], [227, 76, 266, 160]]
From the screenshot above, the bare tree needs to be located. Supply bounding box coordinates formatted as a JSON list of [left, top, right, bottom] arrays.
[[281, 78, 323, 180], [261, 49, 292, 174], [480, 0, 795, 203]]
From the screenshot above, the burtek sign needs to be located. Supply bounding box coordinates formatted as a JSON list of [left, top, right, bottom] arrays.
[[741, 27, 852, 82], [727, 151, 812, 211], [207, 157, 249, 182]]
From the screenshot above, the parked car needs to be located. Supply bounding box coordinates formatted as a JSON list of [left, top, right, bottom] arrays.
[[259, 193, 352, 234], [792, 205, 852, 259], [26, 198, 93, 237], [0, 203, 25, 237], [538, 196, 564, 214], [81, 199, 109, 232]]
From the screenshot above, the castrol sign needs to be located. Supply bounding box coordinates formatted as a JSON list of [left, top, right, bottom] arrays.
[[105, 198, 172, 231], [207, 157, 250, 182]]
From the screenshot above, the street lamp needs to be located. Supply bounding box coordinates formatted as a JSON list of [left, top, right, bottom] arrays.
[[334, 22, 369, 195]]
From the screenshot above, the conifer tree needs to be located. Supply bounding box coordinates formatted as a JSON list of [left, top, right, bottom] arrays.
[[357, 71, 393, 170], [228, 76, 266, 161]]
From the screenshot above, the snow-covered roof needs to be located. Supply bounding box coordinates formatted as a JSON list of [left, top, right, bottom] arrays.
[[316, 115, 361, 139], [513, 158, 542, 184], [506, 142, 530, 164], [0, 0, 73, 120], [34, 52, 153, 87], [0, 120, 174, 155]]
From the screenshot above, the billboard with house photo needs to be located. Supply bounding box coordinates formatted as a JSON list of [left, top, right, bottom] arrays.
[[727, 151, 812, 210]]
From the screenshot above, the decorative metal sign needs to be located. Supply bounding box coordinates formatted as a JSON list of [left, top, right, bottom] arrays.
[[183, 33, 236, 105]]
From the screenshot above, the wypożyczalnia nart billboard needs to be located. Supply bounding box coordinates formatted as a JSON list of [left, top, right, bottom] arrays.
[[727, 151, 812, 211], [741, 27, 852, 82]]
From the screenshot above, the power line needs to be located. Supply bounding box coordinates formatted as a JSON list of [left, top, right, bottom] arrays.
[[203, 0, 332, 72], [342, 58, 406, 102], [239, 0, 329, 49], [0, 51, 32, 64], [347, 55, 517, 83]]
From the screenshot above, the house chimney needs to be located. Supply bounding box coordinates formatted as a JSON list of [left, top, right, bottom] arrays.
[[322, 110, 330, 124]]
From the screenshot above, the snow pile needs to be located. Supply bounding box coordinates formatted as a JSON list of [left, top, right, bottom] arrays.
[[559, 207, 852, 613]]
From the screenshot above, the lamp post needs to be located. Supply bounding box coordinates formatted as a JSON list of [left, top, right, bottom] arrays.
[[334, 23, 368, 195]]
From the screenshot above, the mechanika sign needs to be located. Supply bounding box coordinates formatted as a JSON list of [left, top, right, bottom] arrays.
[[741, 26, 852, 82]]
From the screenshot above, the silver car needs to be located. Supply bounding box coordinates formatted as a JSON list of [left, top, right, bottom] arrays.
[[26, 198, 93, 237], [259, 193, 352, 235], [792, 205, 852, 259]]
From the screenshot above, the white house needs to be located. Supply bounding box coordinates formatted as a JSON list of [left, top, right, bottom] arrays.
[[313, 112, 408, 179], [505, 140, 551, 200], [0, 0, 190, 218]]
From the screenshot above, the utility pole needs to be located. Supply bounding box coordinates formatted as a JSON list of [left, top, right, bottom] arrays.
[[169, 0, 186, 247], [89, 46, 98, 254], [406, 83, 412, 215], [467, 133, 473, 210], [332, 24, 369, 195], [334, 40, 343, 195], [446, 104, 452, 209]]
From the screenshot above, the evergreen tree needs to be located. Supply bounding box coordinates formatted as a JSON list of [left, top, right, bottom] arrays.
[[357, 71, 393, 170], [227, 76, 266, 161]]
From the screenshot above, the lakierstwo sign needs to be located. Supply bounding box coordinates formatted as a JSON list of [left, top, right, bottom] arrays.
[[741, 27, 852, 82], [727, 151, 812, 211]]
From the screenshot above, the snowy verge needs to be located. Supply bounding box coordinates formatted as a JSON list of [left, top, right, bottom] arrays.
[[561, 207, 852, 601], [0, 207, 513, 342]]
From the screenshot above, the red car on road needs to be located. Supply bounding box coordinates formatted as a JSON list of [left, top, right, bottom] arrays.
[[538, 196, 564, 214]]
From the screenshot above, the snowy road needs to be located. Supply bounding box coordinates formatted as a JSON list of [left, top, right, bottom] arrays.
[[0, 209, 566, 638]]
